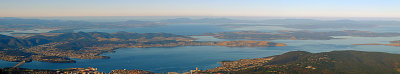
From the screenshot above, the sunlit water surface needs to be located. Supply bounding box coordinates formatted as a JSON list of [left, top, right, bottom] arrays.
[[1, 24, 400, 73]]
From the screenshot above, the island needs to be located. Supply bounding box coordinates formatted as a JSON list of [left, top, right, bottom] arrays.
[[353, 40, 400, 46], [0, 32, 286, 63], [203, 30, 400, 40]]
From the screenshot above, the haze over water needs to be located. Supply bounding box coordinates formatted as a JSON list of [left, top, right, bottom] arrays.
[[1, 23, 400, 73], [1, 0, 400, 73]]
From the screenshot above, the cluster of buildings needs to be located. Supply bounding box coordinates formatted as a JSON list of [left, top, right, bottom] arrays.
[[60, 67, 103, 74]]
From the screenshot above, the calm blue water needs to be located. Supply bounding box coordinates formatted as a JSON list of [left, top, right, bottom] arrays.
[[1, 24, 400, 73], [230, 25, 400, 33], [0, 29, 56, 36], [0, 46, 294, 73], [1, 36, 399, 73]]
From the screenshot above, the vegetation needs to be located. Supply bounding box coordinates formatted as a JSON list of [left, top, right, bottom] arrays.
[[0, 17, 164, 31], [204, 50, 400, 74], [0, 32, 285, 63], [3, 50, 400, 74], [205, 30, 400, 40], [353, 40, 400, 47], [0, 67, 154, 74]]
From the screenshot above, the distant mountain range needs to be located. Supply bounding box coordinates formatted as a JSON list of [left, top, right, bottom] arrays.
[[159, 18, 249, 23], [0, 17, 164, 31], [2, 17, 400, 31]]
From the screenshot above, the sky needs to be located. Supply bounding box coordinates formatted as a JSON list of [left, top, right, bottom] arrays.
[[0, 0, 399, 18]]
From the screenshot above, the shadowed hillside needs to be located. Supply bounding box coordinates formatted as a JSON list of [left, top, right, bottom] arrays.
[[204, 50, 400, 74]]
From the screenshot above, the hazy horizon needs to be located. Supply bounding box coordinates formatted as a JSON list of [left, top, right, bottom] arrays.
[[3, 16, 400, 22], [1, 0, 399, 18], [2, 1, 400, 73]]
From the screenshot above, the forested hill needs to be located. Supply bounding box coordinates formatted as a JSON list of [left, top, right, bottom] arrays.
[[0, 32, 285, 63], [0, 32, 189, 50], [0, 32, 197, 63], [206, 50, 400, 74], [0, 34, 49, 49]]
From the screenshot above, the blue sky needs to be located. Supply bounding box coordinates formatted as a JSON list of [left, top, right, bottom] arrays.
[[0, 0, 399, 17]]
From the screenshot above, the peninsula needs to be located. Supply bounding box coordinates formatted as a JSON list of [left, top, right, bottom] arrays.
[[203, 30, 400, 40], [0, 32, 286, 63], [353, 40, 400, 46], [3, 50, 400, 74]]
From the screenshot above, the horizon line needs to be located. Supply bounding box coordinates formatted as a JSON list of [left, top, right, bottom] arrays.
[[2, 16, 400, 19]]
